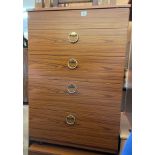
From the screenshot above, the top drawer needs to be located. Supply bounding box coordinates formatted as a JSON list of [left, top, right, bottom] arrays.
[[28, 8, 129, 30]]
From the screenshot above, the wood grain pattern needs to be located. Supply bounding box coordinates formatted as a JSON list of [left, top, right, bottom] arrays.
[[28, 9, 129, 30], [28, 29, 128, 55], [29, 55, 124, 152], [29, 143, 109, 155], [28, 6, 129, 154], [29, 54, 125, 79]]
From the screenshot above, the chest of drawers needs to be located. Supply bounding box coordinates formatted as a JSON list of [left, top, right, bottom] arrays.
[[28, 5, 130, 154]]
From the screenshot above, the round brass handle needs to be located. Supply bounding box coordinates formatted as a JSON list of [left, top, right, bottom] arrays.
[[66, 114, 76, 125], [68, 32, 79, 43], [68, 58, 78, 69], [67, 84, 77, 94]]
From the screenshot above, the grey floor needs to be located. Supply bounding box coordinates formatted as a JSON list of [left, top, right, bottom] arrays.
[[23, 105, 130, 155], [23, 105, 28, 155]]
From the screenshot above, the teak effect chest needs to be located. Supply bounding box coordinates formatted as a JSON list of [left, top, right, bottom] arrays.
[[28, 5, 130, 154]]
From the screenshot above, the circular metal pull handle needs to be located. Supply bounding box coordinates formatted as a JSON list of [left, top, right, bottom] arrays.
[[67, 84, 77, 94], [68, 32, 79, 43], [68, 58, 78, 69], [66, 114, 76, 125]]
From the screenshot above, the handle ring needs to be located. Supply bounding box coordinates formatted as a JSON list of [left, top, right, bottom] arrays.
[[66, 114, 76, 125], [67, 84, 77, 94], [68, 58, 78, 69], [68, 32, 79, 43]]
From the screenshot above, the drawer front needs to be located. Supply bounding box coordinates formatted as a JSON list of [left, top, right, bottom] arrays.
[[29, 28, 127, 57], [29, 77, 123, 98], [29, 144, 106, 155], [29, 97, 120, 153], [28, 8, 129, 30], [29, 54, 125, 81]]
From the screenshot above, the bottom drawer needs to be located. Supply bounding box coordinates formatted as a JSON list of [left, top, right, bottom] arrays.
[[29, 143, 108, 155]]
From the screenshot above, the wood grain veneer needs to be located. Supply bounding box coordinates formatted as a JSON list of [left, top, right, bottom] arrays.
[[29, 29, 127, 55], [29, 143, 109, 155], [28, 9, 129, 30], [29, 54, 125, 79], [28, 6, 130, 154]]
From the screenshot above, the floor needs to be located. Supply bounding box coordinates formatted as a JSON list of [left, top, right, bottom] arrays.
[[23, 105, 28, 155], [23, 105, 131, 155]]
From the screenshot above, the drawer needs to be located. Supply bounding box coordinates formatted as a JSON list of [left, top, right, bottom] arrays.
[[28, 8, 129, 30], [29, 54, 125, 81], [29, 77, 123, 102], [29, 94, 120, 153], [29, 28, 127, 57], [29, 143, 107, 155]]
